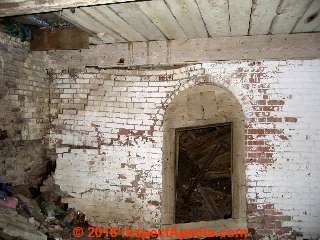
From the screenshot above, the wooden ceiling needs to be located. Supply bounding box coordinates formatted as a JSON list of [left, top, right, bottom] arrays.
[[1, 0, 320, 44], [60, 0, 320, 43]]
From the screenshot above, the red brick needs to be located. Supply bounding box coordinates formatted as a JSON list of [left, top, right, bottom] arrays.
[[267, 117, 282, 122], [267, 100, 285, 105], [285, 117, 298, 123], [248, 129, 265, 134]]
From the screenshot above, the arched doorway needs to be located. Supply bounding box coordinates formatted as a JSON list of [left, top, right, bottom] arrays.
[[161, 84, 247, 228]]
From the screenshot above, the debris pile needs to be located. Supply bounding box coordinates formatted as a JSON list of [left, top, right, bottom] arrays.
[[0, 177, 87, 240]]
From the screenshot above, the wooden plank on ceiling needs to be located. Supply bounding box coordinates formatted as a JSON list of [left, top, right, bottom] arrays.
[[0, 0, 138, 17], [249, 0, 281, 35], [30, 28, 89, 51], [61, 8, 125, 43], [110, 2, 166, 41], [47, 33, 320, 68], [228, 0, 253, 36], [195, 0, 230, 37], [293, 0, 320, 33], [58, 13, 105, 44], [164, 0, 207, 38], [81, 5, 146, 42], [137, 0, 186, 40], [270, 0, 313, 34]]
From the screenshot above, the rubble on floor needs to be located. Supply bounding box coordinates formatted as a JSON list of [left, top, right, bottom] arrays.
[[0, 176, 88, 240]]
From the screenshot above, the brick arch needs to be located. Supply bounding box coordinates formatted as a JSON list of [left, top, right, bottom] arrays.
[[160, 81, 247, 229]]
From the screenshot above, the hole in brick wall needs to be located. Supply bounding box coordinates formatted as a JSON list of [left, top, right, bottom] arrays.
[[175, 123, 232, 223]]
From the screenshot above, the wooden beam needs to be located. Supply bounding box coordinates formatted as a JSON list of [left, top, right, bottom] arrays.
[[30, 28, 89, 51], [0, 0, 140, 17], [46, 33, 320, 68]]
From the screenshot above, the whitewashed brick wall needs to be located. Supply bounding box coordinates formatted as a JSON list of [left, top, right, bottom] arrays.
[[50, 60, 320, 239]]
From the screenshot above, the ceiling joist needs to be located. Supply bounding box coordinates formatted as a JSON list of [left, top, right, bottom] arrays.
[[47, 33, 320, 68]]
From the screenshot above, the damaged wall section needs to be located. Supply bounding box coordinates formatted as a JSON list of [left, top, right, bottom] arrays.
[[49, 59, 320, 239], [0, 32, 50, 187], [1, 29, 319, 239]]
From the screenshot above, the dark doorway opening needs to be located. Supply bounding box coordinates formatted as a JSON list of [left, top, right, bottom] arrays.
[[175, 123, 232, 223]]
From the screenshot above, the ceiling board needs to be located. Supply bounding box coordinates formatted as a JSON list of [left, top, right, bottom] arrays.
[[81, 6, 146, 41], [229, 0, 252, 36], [137, 0, 186, 40], [110, 2, 166, 41], [3, 0, 320, 45], [293, 0, 320, 33], [271, 0, 313, 34], [61, 9, 124, 43], [164, 0, 207, 38], [249, 0, 280, 35], [195, 0, 230, 37]]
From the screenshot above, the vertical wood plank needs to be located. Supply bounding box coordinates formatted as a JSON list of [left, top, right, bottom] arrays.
[[30, 28, 89, 51]]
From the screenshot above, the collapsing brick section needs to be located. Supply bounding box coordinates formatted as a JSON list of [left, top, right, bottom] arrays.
[[50, 60, 320, 239], [0, 32, 50, 186]]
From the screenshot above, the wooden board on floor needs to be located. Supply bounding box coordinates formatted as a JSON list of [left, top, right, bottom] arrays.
[[30, 28, 89, 51]]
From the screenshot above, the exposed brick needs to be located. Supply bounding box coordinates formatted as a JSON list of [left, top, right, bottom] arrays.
[[0, 32, 49, 186], [2, 31, 319, 239], [285, 117, 298, 123]]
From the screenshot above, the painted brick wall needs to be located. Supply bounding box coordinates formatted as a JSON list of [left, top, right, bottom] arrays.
[[50, 60, 320, 239], [0, 32, 50, 186]]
